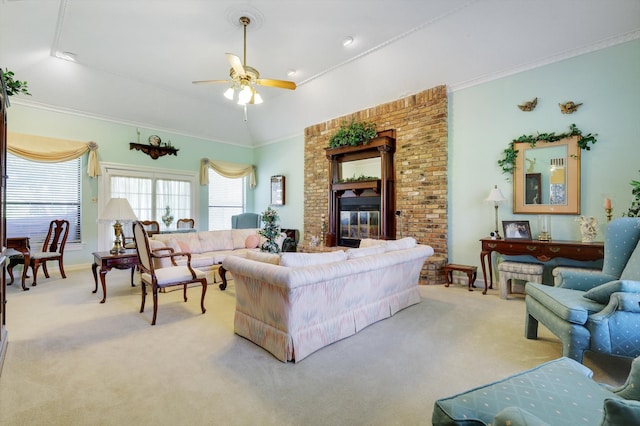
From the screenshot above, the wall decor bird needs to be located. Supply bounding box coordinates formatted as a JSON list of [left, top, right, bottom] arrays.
[[559, 101, 583, 114], [518, 97, 537, 111]]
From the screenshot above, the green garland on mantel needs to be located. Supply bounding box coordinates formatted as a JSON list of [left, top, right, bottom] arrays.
[[498, 124, 598, 175]]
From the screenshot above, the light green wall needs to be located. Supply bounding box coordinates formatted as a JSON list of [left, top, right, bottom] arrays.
[[7, 105, 254, 265], [6, 39, 639, 272], [449, 39, 640, 271], [253, 134, 305, 236]]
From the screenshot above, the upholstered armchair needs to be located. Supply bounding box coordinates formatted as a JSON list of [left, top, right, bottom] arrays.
[[433, 355, 640, 425], [231, 212, 261, 229], [525, 217, 640, 362]]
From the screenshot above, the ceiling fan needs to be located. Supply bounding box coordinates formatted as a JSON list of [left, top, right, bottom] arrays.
[[192, 16, 296, 113]]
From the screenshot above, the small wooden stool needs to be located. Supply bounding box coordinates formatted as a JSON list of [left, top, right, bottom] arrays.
[[444, 264, 479, 293]]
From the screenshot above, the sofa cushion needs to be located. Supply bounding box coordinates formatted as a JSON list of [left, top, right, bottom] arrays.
[[601, 398, 640, 426], [246, 251, 280, 265], [385, 237, 416, 252], [584, 280, 640, 304], [280, 250, 347, 267], [620, 242, 640, 281], [526, 283, 605, 325], [359, 238, 386, 248], [346, 245, 386, 259], [198, 230, 233, 252]]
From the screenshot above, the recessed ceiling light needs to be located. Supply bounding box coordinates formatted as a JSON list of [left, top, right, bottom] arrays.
[[55, 51, 77, 62], [287, 69, 297, 77], [342, 36, 354, 47]]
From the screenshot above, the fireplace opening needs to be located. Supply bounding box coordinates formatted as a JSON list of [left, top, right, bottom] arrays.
[[338, 197, 381, 247]]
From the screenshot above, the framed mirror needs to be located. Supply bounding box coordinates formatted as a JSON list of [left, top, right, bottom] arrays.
[[270, 175, 285, 206], [513, 136, 580, 214]]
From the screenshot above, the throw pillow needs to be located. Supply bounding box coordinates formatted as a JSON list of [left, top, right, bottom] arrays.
[[346, 245, 386, 259], [246, 251, 280, 265], [177, 241, 190, 253], [245, 234, 259, 249], [385, 237, 417, 252], [280, 250, 347, 267], [359, 238, 386, 248], [583, 280, 640, 304], [601, 398, 640, 426]]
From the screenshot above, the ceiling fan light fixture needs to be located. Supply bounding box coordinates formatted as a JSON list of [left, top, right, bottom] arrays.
[[252, 91, 263, 105], [223, 87, 235, 100], [237, 85, 253, 105]]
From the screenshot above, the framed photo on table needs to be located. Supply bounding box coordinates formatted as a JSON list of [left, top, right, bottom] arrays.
[[502, 220, 532, 240], [270, 175, 285, 206]]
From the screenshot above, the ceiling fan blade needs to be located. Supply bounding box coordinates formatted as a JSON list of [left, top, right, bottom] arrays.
[[192, 79, 230, 84], [226, 53, 246, 78], [256, 79, 297, 90]]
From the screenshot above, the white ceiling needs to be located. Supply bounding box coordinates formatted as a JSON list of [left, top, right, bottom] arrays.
[[1, 0, 639, 147]]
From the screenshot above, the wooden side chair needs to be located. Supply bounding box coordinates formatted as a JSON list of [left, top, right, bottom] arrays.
[[176, 218, 195, 229], [140, 220, 160, 235], [29, 219, 70, 286], [132, 221, 207, 325]]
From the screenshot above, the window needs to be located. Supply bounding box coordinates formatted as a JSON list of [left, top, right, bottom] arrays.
[[6, 154, 82, 244], [99, 164, 197, 250], [208, 170, 245, 230]]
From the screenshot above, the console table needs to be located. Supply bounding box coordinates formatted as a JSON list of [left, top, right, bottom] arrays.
[[91, 250, 139, 303], [480, 238, 604, 289]]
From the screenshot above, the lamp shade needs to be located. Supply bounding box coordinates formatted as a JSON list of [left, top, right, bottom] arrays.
[[98, 198, 138, 222], [485, 185, 507, 203]]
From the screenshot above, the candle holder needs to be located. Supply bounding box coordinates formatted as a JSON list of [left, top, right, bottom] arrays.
[[605, 207, 613, 222]]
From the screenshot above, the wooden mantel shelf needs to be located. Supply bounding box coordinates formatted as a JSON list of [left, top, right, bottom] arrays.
[[332, 179, 381, 195], [129, 143, 179, 160]]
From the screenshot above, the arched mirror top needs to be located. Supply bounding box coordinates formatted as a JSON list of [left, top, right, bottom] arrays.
[[513, 135, 581, 214]]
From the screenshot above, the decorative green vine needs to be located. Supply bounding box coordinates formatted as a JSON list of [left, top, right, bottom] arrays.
[[498, 124, 597, 174], [1, 68, 31, 97], [624, 170, 640, 218], [337, 174, 379, 183]]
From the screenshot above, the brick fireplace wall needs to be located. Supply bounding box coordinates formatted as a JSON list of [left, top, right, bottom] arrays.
[[303, 85, 448, 284]]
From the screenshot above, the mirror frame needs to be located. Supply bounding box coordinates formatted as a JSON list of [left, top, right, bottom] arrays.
[[513, 135, 580, 214]]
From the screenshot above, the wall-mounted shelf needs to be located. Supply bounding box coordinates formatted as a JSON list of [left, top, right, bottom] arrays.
[[129, 143, 179, 160]]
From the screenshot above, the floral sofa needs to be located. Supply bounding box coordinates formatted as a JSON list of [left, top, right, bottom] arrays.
[[221, 237, 434, 362], [149, 228, 264, 284]]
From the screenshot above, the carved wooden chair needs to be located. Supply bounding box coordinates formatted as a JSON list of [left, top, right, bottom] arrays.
[[140, 220, 160, 235], [176, 218, 195, 229], [27, 219, 70, 286], [132, 221, 207, 325]]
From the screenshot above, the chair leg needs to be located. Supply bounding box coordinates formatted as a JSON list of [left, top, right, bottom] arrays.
[[151, 286, 159, 326], [42, 262, 50, 279], [183, 284, 188, 302], [58, 259, 66, 279], [200, 279, 207, 314], [525, 313, 539, 339], [7, 263, 14, 285], [140, 282, 147, 313], [31, 261, 41, 286]]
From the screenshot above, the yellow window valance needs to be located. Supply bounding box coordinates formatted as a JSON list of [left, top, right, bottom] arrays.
[[200, 158, 256, 188], [7, 132, 101, 177]]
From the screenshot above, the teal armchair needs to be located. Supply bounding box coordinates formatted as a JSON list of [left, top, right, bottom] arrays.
[[231, 212, 261, 229], [525, 217, 640, 362], [433, 355, 640, 426]]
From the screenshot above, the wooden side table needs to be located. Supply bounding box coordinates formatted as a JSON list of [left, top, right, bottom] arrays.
[[91, 250, 139, 303]]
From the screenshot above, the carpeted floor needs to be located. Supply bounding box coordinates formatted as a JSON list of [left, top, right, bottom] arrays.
[[0, 266, 632, 425]]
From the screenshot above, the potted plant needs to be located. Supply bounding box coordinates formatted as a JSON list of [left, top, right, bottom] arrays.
[[259, 207, 281, 253], [328, 118, 377, 148], [1, 68, 31, 97]]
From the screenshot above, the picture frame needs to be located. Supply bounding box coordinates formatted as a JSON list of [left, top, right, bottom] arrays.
[[502, 220, 532, 240], [270, 175, 285, 206]]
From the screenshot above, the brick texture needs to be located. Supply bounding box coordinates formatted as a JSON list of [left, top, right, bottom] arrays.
[[303, 85, 448, 284]]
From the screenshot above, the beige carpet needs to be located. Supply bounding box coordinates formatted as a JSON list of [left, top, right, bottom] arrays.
[[0, 267, 632, 425]]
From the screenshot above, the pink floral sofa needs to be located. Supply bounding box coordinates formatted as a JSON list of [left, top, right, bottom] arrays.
[[222, 237, 434, 362]]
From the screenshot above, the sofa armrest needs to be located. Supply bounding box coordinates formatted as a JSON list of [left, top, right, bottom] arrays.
[[588, 293, 640, 358], [554, 267, 617, 290]]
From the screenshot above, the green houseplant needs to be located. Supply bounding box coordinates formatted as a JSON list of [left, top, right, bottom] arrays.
[[1, 68, 31, 97], [259, 207, 281, 253], [624, 171, 640, 218], [328, 118, 377, 148]]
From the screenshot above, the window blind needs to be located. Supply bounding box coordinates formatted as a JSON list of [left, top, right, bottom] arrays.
[[6, 154, 82, 244], [208, 170, 245, 230]]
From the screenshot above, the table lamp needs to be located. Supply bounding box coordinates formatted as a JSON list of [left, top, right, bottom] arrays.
[[99, 198, 138, 253], [485, 185, 507, 239]]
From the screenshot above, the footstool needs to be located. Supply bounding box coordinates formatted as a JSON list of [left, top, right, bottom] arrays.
[[443, 264, 479, 293], [498, 261, 543, 299]]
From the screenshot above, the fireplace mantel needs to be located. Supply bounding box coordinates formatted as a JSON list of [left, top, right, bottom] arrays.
[[325, 130, 396, 246]]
